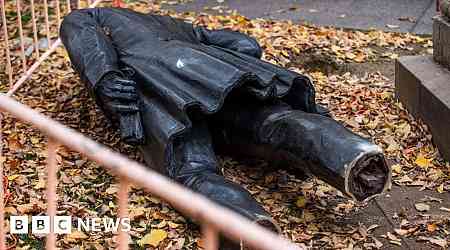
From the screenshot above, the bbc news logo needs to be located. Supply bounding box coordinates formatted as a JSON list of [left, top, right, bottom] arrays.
[[10, 216, 131, 234]]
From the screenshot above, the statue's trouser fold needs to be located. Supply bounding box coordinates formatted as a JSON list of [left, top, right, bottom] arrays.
[[137, 100, 391, 248], [212, 101, 391, 202], [141, 115, 280, 249]]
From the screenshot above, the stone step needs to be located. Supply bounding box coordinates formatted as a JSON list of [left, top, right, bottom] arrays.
[[395, 55, 450, 161], [433, 15, 450, 69]]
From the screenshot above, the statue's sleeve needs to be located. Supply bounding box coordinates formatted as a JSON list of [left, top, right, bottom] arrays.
[[60, 8, 122, 90], [194, 26, 263, 59]]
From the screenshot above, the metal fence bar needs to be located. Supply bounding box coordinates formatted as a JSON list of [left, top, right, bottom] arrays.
[[202, 223, 218, 250], [55, 0, 61, 36], [66, 0, 71, 13], [43, 0, 52, 47], [45, 138, 58, 250], [16, 0, 27, 71], [1, 0, 13, 86], [117, 179, 129, 250], [0, 115, 4, 250], [30, 0, 40, 58], [6, 0, 104, 97], [0, 95, 302, 250], [7, 41, 61, 96]]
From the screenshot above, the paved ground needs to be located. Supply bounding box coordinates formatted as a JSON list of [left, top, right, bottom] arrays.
[[164, 0, 437, 34], [288, 44, 449, 249], [354, 186, 450, 249], [290, 41, 449, 246]]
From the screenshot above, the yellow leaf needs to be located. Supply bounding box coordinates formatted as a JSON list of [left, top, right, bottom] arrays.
[[345, 52, 356, 59], [331, 45, 340, 53], [389, 240, 402, 246], [354, 53, 366, 62], [105, 185, 118, 195], [386, 141, 400, 152], [66, 231, 88, 242], [292, 47, 300, 54], [34, 179, 46, 189], [391, 164, 402, 174], [8, 138, 22, 151], [437, 184, 444, 194], [168, 221, 179, 229], [139, 229, 167, 247], [7, 174, 20, 181], [427, 223, 437, 232], [30, 137, 40, 144], [295, 196, 307, 208], [415, 154, 432, 169]]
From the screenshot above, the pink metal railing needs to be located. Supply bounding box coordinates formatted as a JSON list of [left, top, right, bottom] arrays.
[[0, 95, 301, 250], [6, 0, 103, 96], [43, 0, 52, 47], [0, 1, 302, 249], [0, 115, 4, 250], [30, 0, 40, 58], [15, 0, 27, 71], [1, 0, 12, 85], [45, 139, 58, 250], [117, 179, 129, 250]]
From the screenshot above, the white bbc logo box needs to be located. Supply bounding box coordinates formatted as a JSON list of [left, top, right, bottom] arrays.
[[10, 216, 72, 234]]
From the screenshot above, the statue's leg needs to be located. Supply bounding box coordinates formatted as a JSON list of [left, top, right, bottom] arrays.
[[142, 113, 279, 248], [212, 101, 391, 202]]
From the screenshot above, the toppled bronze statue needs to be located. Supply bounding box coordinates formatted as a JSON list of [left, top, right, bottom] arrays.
[[60, 7, 391, 247]]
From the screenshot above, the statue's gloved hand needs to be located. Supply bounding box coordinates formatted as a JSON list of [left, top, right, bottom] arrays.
[[95, 72, 145, 145], [195, 27, 263, 59]]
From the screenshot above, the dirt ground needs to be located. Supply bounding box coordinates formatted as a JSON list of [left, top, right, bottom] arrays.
[[292, 42, 430, 80], [294, 43, 449, 249]]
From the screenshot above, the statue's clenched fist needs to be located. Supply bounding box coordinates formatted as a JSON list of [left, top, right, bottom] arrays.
[[96, 72, 145, 145]]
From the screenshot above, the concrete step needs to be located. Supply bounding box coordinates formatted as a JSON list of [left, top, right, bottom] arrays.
[[395, 55, 450, 161], [433, 15, 450, 69]]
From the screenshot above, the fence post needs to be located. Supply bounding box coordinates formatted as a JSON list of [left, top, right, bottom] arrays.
[[16, 0, 27, 71], [202, 223, 218, 250], [0, 114, 5, 250], [30, 0, 40, 58], [55, 0, 62, 36], [1, 0, 13, 86], [117, 179, 129, 250], [43, 0, 51, 47], [45, 139, 58, 250]]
